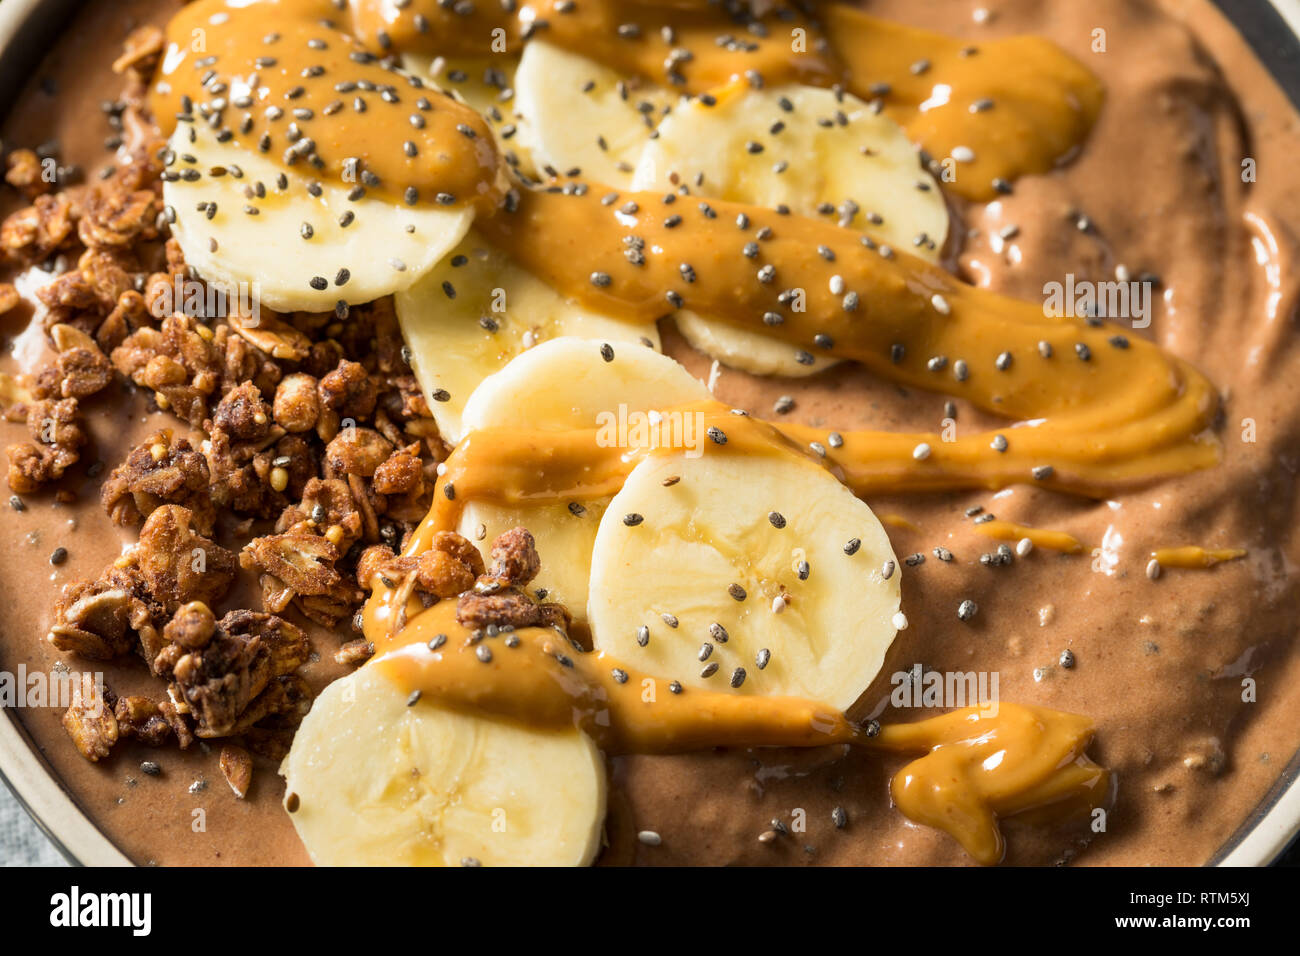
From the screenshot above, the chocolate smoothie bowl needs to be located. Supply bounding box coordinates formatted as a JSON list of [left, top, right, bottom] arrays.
[[1, 0, 1299, 869]]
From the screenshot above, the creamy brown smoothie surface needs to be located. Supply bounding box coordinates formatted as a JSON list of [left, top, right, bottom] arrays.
[[2, 0, 1299, 866]]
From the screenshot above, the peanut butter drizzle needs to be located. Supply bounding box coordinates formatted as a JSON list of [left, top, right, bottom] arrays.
[[821, 5, 1104, 200], [482, 187, 1222, 495], [975, 519, 1085, 554], [363, 599, 1108, 865], [348, 0, 1100, 200], [1152, 546, 1247, 569], [421, 400, 819, 530], [153, 1, 1099, 205], [151, 0, 502, 210]]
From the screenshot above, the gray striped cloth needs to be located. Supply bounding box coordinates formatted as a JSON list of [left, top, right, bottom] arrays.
[[0, 785, 68, 866]]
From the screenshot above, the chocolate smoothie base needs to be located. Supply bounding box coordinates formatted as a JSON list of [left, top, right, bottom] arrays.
[[3, 0, 1300, 866]]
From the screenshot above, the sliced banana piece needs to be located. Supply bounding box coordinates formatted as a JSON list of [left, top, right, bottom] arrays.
[[395, 235, 661, 443], [165, 125, 472, 313], [630, 83, 948, 377], [632, 83, 947, 253], [457, 338, 711, 623], [282, 660, 606, 866], [513, 39, 677, 188], [401, 55, 523, 162], [588, 449, 901, 711], [401, 54, 517, 121], [459, 336, 707, 433], [672, 312, 841, 378]]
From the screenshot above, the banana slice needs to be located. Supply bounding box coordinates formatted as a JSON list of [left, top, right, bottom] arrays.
[[395, 235, 661, 443], [630, 83, 948, 377], [401, 55, 524, 163], [401, 54, 517, 122], [672, 313, 841, 378], [513, 39, 677, 188], [588, 449, 901, 711], [456, 338, 711, 623], [164, 125, 473, 313], [282, 660, 606, 866]]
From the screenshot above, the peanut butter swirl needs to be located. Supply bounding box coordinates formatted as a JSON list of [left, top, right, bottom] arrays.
[[152, 0, 502, 211], [482, 189, 1222, 495]]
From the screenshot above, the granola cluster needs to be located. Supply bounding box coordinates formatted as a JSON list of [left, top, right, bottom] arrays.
[[354, 525, 572, 637]]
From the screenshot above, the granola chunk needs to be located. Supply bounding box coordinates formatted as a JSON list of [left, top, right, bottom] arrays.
[[1, 193, 75, 261], [334, 638, 375, 667], [46, 324, 115, 400], [78, 178, 158, 251], [210, 380, 272, 441], [96, 289, 150, 353], [372, 445, 425, 497], [100, 429, 214, 534], [61, 673, 118, 762], [4, 148, 51, 199], [357, 531, 484, 601], [228, 309, 311, 363], [111, 313, 222, 427], [275, 476, 362, 549], [5, 397, 86, 493], [162, 600, 217, 650], [49, 574, 144, 660], [416, 548, 477, 599], [219, 744, 253, 799], [204, 383, 290, 516], [240, 531, 361, 626], [114, 695, 174, 747], [483, 527, 542, 589], [169, 610, 309, 738], [0, 283, 20, 316], [135, 504, 238, 613], [318, 359, 378, 421], [111, 25, 165, 79], [323, 425, 392, 478], [457, 588, 572, 633], [272, 372, 321, 433]]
